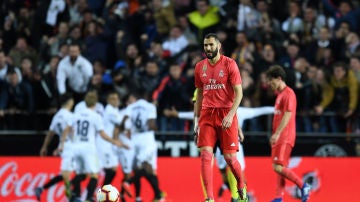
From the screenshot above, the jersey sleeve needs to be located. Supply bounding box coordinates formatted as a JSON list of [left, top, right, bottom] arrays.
[[194, 62, 203, 88], [109, 111, 122, 125], [148, 104, 157, 119], [94, 114, 105, 132], [49, 116, 57, 131], [228, 59, 242, 85], [283, 89, 296, 112]]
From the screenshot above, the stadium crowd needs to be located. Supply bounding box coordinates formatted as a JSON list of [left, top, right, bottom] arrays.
[[0, 0, 360, 134]]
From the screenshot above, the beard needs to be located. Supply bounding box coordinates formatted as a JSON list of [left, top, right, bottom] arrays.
[[70, 56, 77, 63], [205, 48, 219, 59]]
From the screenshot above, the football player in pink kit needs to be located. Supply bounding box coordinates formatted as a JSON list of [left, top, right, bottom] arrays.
[[194, 33, 247, 202], [266, 65, 311, 202]]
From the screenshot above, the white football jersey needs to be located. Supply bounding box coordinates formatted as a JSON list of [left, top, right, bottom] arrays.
[[97, 104, 124, 146], [49, 108, 74, 141], [74, 101, 105, 117], [125, 99, 157, 134], [72, 108, 104, 144]]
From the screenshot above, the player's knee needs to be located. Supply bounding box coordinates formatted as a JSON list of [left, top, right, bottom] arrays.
[[200, 150, 213, 162], [141, 162, 153, 174], [273, 164, 283, 173]]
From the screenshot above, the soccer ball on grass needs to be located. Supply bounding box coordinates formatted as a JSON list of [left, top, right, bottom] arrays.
[[96, 184, 120, 202]]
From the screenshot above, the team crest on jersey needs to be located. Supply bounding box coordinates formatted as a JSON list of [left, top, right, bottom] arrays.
[[202, 64, 207, 77], [219, 70, 224, 77]]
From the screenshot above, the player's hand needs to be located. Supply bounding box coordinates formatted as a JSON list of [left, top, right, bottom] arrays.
[[238, 127, 244, 142], [56, 145, 64, 155], [194, 117, 199, 133], [222, 114, 233, 129], [114, 140, 130, 150], [40, 147, 47, 156], [270, 133, 280, 145], [193, 132, 198, 145], [53, 148, 61, 156]]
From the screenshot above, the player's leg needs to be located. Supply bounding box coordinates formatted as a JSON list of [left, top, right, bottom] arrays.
[[82, 145, 101, 201], [137, 134, 164, 201], [34, 174, 63, 200], [198, 110, 217, 201], [219, 110, 247, 201], [227, 143, 246, 200], [117, 135, 136, 199], [70, 173, 87, 200], [215, 147, 229, 197], [271, 144, 310, 201]]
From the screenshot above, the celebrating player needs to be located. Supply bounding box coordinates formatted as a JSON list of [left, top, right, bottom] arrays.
[[34, 93, 76, 200], [58, 91, 128, 202], [266, 65, 311, 202], [194, 33, 247, 202], [120, 90, 165, 202]]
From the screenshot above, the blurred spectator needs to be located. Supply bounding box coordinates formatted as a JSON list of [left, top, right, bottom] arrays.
[[8, 37, 39, 68], [301, 6, 335, 45], [315, 62, 359, 132], [162, 25, 189, 57], [68, 0, 89, 25], [240, 66, 255, 107], [216, 27, 236, 57], [152, 0, 177, 38], [118, 43, 145, 77], [230, 31, 255, 68], [39, 21, 69, 63], [300, 65, 323, 132], [40, 55, 60, 108], [350, 55, 360, 82], [177, 14, 198, 45], [253, 43, 278, 82], [111, 60, 132, 100], [155, 63, 190, 131], [0, 50, 22, 82], [344, 32, 360, 58], [0, 69, 34, 129], [251, 71, 276, 131], [67, 24, 84, 49], [16, 7, 33, 41], [333, 21, 351, 61], [187, 0, 221, 43], [56, 43, 93, 103], [281, 1, 304, 35], [321, 0, 360, 32], [84, 20, 109, 64], [236, 0, 261, 39], [256, 0, 284, 48], [305, 26, 335, 66], [134, 60, 161, 97], [148, 41, 172, 75], [280, 39, 301, 71], [45, 0, 67, 28]]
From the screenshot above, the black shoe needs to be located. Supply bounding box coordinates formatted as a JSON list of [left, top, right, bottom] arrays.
[[34, 187, 43, 201]]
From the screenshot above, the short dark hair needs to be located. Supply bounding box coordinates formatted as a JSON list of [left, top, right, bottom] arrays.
[[266, 65, 287, 80], [85, 90, 98, 107], [204, 33, 220, 43]]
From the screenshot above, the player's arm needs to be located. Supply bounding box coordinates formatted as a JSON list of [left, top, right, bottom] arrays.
[[113, 125, 120, 140], [99, 130, 129, 149], [58, 125, 71, 153], [222, 84, 243, 129], [270, 111, 292, 145], [194, 88, 203, 131], [148, 118, 157, 131], [238, 125, 244, 142], [40, 130, 55, 156]]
